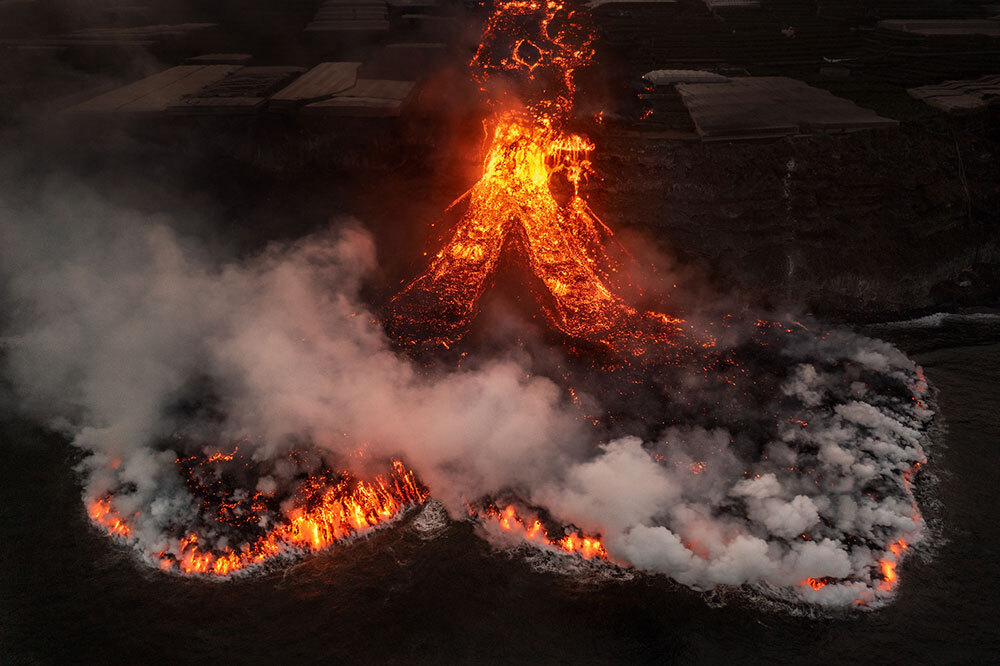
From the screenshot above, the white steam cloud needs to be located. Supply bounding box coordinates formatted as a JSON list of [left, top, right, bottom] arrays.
[[0, 180, 932, 608]]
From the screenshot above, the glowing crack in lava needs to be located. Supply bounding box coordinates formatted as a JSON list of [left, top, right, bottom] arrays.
[[389, 0, 686, 350]]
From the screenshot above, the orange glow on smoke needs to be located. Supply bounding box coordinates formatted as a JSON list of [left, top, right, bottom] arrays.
[[390, 0, 689, 352], [89, 459, 427, 576], [473, 503, 608, 560]]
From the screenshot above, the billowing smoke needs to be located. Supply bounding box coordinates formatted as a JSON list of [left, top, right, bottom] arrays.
[[0, 180, 931, 608], [533, 336, 930, 607]]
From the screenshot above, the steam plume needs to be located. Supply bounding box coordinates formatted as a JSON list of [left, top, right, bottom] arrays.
[[0, 180, 931, 607]]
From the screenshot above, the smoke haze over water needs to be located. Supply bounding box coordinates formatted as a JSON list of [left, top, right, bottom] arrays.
[[0, 178, 932, 608]]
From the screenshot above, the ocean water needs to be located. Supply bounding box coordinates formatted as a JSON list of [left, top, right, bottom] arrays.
[[2, 315, 998, 664]]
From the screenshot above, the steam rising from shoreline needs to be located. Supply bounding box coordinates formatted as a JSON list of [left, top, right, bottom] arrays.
[[1, 185, 931, 607]]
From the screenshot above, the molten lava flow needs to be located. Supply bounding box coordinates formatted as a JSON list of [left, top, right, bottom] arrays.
[[878, 539, 908, 592], [390, 0, 688, 351], [89, 497, 132, 538], [88, 458, 427, 576], [471, 503, 608, 561]]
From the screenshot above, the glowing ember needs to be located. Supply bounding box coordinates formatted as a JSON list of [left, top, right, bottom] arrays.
[[89, 458, 427, 576], [472, 503, 609, 560], [390, 0, 690, 352]]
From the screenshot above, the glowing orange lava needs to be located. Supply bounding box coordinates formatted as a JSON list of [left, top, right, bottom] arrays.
[[802, 578, 827, 591], [878, 539, 908, 592], [89, 459, 427, 576], [390, 0, 689, 352], [472, 503, 608, 560], [89, 497, 132, 538]]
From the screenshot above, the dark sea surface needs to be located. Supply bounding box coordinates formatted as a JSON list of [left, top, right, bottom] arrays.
[[2, 315, 999, 665]]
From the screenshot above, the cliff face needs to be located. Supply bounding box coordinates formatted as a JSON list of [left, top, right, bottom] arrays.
[[591, 115, 1000, 321]]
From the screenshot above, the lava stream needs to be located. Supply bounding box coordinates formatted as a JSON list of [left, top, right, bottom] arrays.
[[389, 0, 689, 352]]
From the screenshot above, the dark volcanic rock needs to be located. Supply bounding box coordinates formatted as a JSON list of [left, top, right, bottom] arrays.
[[589, 115, 1000, 322]]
